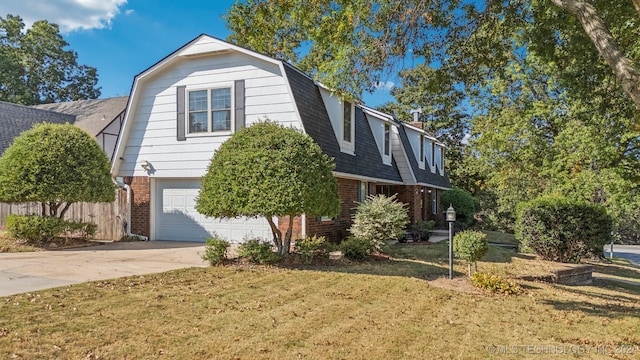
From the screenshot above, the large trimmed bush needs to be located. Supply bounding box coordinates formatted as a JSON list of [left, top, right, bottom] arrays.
[[441, 188, 479, 228], [515, 196, 612, 263], [349, 194, 409, 253], [196, 121, 340, 255], [6, 214, 96, 244], [453, 230, 488, 276]]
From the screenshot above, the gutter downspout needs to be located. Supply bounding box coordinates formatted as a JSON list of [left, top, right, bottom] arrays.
[[112, 177, 149, 241]]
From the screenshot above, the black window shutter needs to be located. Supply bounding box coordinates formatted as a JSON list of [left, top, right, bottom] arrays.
[[176, 85, 186, 141], [234, 80, 245, 130]]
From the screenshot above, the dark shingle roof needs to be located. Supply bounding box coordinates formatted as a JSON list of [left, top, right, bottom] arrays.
[[33, 97, 128, 136], [283, 64, 403, 183], [0, 101, 75, 155], [397, 123, 451, 189]]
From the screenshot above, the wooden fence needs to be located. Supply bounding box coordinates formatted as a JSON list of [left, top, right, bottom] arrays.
[[0, 188, 128, 240]]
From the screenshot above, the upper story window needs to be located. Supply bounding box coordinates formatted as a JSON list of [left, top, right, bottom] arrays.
[[188, 86, 232, 134], [419, 134, 425, 168], [384, 123, 390, 156], [343, 101, 353, 143], [431, 141, 436, 168]]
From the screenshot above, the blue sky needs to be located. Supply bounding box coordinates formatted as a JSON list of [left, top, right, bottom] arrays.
[[0, 0, 395, 106]]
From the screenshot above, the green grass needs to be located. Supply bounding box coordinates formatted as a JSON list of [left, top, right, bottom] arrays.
[[481, 230, 519, 245], [0, 242, 638, 359]]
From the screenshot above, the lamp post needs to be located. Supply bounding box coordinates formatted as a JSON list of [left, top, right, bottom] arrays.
[[446, 205, 456, 279]]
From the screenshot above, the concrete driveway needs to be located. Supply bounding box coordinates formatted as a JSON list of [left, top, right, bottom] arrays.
[[0, 241, 207, 297], [604, 244, 640, 266]]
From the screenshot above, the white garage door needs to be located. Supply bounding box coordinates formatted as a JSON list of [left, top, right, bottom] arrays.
[[155, 179, 272, 242]]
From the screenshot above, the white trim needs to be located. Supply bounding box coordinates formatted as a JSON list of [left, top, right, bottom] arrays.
[[418, 134, 426, 170], [382, 123, 392, 165], [360, 105, 395, 123], [150, 177, 157, 241], [185, 83, 234, 136], [417, 182, 451, 191], [332, 171, 404, 185], [301, 213, 306, 238], [341, 100, 355, 153]]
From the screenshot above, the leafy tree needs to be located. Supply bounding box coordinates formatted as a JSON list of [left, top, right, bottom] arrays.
[[0, 123, 115, 218], [226, 1, 640, 113], [196, 121, 340, 255], [0, 15, 100, 105], [453, 230, 489, 276]]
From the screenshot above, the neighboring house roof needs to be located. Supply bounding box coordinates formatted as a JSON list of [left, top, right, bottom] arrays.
[[283, 63, 403, 184], [397, 123, 451, 189], [0, 101, 75, 154], [33, 97, 128, 136]]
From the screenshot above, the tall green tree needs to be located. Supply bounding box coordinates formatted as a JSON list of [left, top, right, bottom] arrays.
[[0, 15, 100, 105], [0, 123, 115, 218], [196, 121, 340, 255], [226, 1, 640, 113]]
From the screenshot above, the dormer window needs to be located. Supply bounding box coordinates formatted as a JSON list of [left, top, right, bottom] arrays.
[[384, 123, 390, 156], [431, 142, 436, 168], [341, 100, 355, 153], [419, 134, 425, 169]]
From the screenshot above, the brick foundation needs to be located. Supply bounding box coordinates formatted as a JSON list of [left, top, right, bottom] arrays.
[[124, 176, 150, 237]]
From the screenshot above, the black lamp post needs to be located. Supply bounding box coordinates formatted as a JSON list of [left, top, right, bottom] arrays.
[[446, 204, 456, 279]]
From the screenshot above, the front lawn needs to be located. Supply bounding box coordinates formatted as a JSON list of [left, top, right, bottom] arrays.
[[0, 243, 638, 359]]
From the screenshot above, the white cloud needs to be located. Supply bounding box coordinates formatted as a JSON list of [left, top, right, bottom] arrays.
[[374, 81, 395, 91], [0, 0, 128, 32]]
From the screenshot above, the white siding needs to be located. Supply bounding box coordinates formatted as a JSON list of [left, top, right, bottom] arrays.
[[319, 88, 341, 146], [117, 52, 299, 178]]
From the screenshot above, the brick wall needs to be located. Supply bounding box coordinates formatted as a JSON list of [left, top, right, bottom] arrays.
[[303, 177, 360, 243], [393, 185, 422, 224], [278, 215, 303, 241], [124, 176, 150, 237]]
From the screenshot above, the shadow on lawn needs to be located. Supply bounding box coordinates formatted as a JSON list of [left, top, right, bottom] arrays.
[[541, 284, 640, 320], [279, 242, 517, 281]]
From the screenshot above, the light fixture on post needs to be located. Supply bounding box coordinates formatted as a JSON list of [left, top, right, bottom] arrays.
[[446, 204, 456, 279]]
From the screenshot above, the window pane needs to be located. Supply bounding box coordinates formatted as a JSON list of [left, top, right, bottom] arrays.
[[189, 90, 208, 111], [189, 112, 208, 133], [211, 88, 231, 110], [343, 101, 351, 142], [212, 110, 231, 131], [384, 124, 390, 156]]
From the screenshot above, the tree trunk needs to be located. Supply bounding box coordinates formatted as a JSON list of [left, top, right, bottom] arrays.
[[41, 202, 47, 217], [265, 217, 283, 255], [59, 202, 72, 219], [282, 216, 294, 256], [468, 263, 472, 277], [550, 0, 640, 112]]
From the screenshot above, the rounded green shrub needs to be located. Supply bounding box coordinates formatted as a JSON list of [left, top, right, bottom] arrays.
[[339, 236, 371, 261], [349, 194, 409, 253], [441, 188, 479, 228], [453, 230, 488, 275], [515, 196, 612, 263], [294, 235, 329, 263], [237, 238, 280, 265], [202, 234, 231, 266]]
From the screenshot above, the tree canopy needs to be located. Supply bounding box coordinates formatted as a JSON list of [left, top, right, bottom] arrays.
[[0, 123, 115, 218], [0, 15, 100, 105], [226, 1, 640, 239], [196, 121, 340, 255]]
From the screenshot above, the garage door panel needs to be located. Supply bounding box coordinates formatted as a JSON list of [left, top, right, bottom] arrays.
[[155, 179, 271, 242]]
